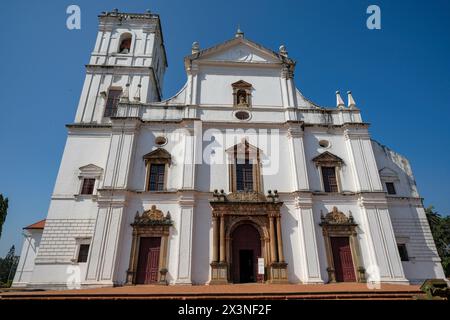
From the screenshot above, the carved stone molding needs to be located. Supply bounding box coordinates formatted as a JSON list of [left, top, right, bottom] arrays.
[[209, 197, 287, 284], [126, 205, 173, 285], [312, 151, 344, 168], [319, 207, 365, 283]]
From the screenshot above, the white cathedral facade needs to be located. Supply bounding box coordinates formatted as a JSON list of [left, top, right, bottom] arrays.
[[13, 10, 445, 289]]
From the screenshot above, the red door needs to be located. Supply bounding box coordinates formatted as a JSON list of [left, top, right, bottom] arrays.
[[331, 237, 356, 282], [136, 237, 161, 284]]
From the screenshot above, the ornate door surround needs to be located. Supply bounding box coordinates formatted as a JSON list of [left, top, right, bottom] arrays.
[[209, 191, 288, 284], [319, 207, 366, 283], [126, 205, 172, 285]]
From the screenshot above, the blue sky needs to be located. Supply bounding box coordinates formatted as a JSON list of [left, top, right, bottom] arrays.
[[0, 0, 449, 256]]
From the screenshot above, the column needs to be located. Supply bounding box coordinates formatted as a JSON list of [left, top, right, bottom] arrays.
[[212, 216, 219, 262], [269, 216, 278, 263], [126, 231, 138, 284], [276, 216, 285, 263], [219, 215, 225, 262]]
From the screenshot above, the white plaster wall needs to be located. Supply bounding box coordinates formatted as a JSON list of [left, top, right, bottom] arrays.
[[52, 132, 110, 196], [198, 66, 283, 106], [303, 128, 358, 193]]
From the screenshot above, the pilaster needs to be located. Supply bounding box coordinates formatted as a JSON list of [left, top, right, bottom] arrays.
[[175, 192, 196, 284], [294, 193, 324, 283], [286, 123, 309, 191]]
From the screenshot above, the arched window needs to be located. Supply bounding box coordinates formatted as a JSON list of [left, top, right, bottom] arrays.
[[118, 33, 132, 54]]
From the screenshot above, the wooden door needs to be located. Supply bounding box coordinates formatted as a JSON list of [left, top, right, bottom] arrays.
[[136, 237, 161, 284], [331, 237, 356, 282]]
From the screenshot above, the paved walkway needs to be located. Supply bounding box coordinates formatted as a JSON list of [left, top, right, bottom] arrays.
[[1, 283, 423, 300]]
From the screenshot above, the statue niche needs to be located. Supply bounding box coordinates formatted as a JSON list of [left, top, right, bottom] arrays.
[[232, 80, 252, 108], [237, 90, 248, 106]]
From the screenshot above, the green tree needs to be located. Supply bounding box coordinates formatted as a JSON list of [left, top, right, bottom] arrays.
[[425, 206, 450, 277], [0, 245, 19, 287], [0, 194, 8, 239]]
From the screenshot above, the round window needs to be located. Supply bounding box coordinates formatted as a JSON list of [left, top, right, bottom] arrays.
[[155, 136, 167, 146], [235, 111, 250, 121], [319, 140, 330, 148]]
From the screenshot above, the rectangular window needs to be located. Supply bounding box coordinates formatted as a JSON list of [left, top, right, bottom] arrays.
[[80, 178, 95, 195], [104, 88, 122, 117], [322, 166, 338, 192], [236, 159, 253, 192], [148, 164, 165, 191], [77, 244, 90, 263], [397, 243, 409, 261], [386, 182, 396, 195]]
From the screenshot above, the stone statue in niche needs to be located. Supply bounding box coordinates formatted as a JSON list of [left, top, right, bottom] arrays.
[[237, 90, 248, 106]]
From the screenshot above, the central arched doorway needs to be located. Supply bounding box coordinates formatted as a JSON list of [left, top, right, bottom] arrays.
[[231, 224, 261, 283]]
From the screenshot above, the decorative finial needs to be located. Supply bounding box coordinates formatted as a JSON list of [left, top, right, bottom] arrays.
[[146, 9, 151, 14], [279, 45, 288, 57], [349, 210, 354, 223], [336, 91, 345, 109], [235, 25, 244, 38], [347, 91, 357, 109], [134, 84, 141, 102], [191, 41, 200, 54]]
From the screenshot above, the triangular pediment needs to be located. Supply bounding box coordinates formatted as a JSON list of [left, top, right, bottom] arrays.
[[185, 37, 294, 65], [312, 151, 344, 165], [226, 139, 262, 157], [231, 80, 253, 88], [78, 164, 103, 176], [143, 148, 172, 162]]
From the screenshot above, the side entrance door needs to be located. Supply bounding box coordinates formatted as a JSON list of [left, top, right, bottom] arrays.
[[331, 237, 356, 282], [136, 237, 161, 284]]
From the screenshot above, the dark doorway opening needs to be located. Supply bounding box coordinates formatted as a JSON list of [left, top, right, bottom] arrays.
[[239, 249, 254, 283], [231, 224, 261, 283], [136, 237, 161, 284]]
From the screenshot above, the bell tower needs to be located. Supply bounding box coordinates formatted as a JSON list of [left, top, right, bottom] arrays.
[[74, 9, 167, 123]]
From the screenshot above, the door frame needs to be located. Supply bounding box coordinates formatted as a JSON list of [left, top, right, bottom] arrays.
[[320, 207, 366, 283], [126, 205, 172, 285], [136, 237, 162, 284], [329, 236, 356, 282]]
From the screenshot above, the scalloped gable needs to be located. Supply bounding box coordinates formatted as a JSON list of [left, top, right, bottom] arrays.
[[185, 37, 294, 65]]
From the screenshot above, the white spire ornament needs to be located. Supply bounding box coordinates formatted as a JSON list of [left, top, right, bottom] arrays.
[[347, 91, 357, 109], [191, 41, 200, 54], [336, 90, 345, 109], [235, 25, 244, 38]]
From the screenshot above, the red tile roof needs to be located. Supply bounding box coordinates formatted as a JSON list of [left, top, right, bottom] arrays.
[[23, 219, 46, 230]]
